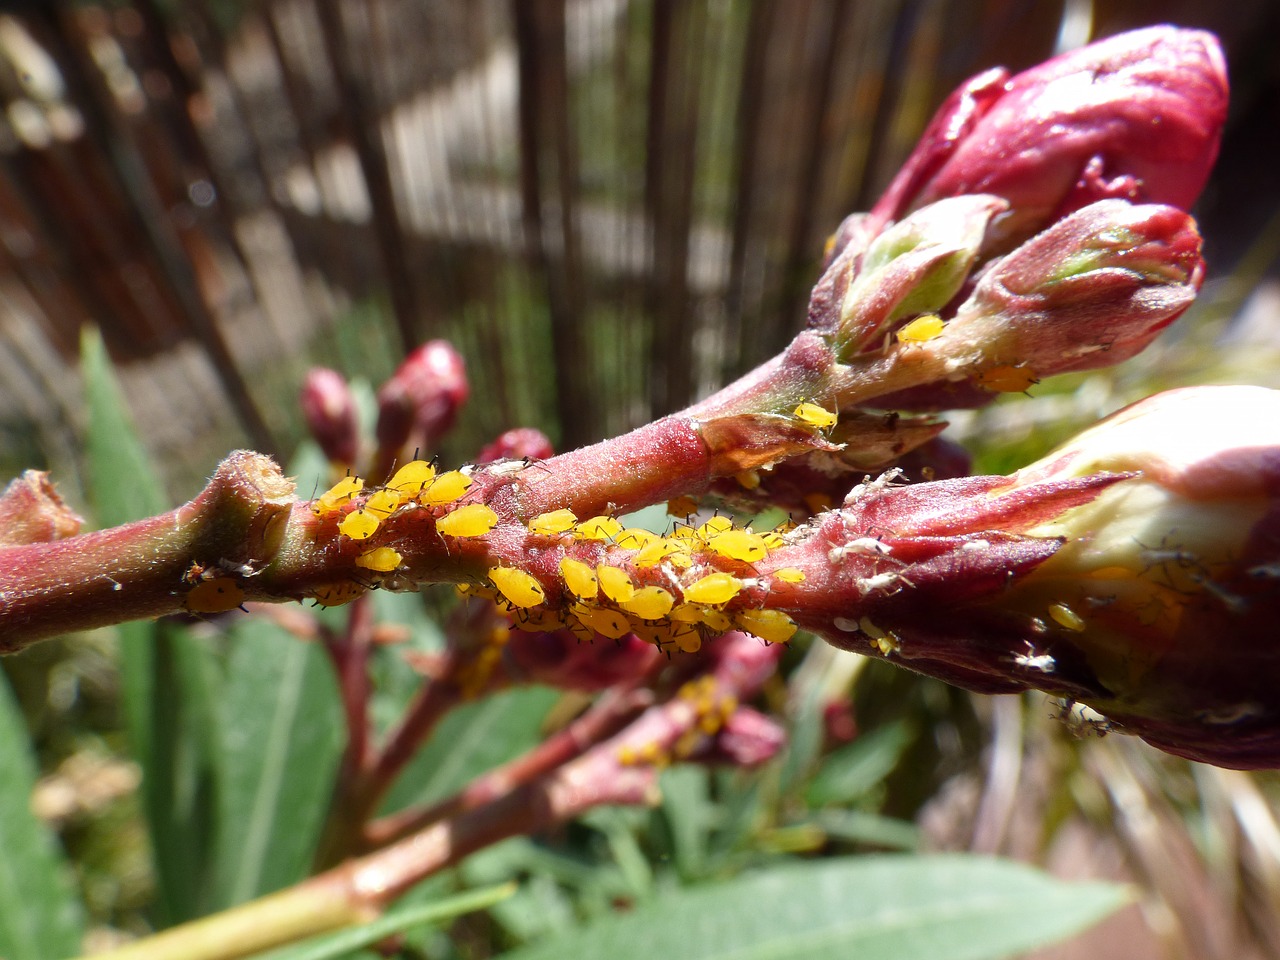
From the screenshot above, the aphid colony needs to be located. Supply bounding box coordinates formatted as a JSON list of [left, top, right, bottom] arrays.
[[300, 460, 807, 651], [471, 504, 805, 654]]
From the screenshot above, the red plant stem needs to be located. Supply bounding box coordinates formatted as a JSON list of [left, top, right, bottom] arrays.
[[363, 683, 654, 848]]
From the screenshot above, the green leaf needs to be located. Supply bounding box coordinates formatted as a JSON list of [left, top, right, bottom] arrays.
[[0, 677, 83, 959], [82, 327, 222, 926], [381, 686, 559, 813], [497, 855, 1129, 960], [254, 882, 515, 960], [212, 620, 343, 908], [658, 766, 711, 881], [805, 721, 915, 807]]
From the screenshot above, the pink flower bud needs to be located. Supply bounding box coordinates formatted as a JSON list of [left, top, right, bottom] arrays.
[[870, 26, 1227, 249], [924, 199, 1203, 387], [477, 428, 555, 465], [299, 368, 359, 466], [375, 341, 469, 462]]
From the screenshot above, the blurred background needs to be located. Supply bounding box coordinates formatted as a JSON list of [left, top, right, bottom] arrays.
[[3, 1, 1280, 957]]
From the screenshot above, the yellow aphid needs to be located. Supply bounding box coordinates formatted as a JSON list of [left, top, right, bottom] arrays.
[[387, 460, 436, 494], [571, 603, 631, 640], [976, 364, 1040, 393], [364, 488, 403, 519], [707, 529, 770, 563], [631, 620, 676, 647], [619, 586, 675, 620], [667, 495, 698, 517], [735, 608, 798, 644], [355, 546, 402, 572], [528, 509, 577, 536], [489, 566, 547, 608], [513, 607, 567, 632], [575, 515, 623, 541], [315, 475, 364, 515], [735, 469, 761, 490], [696, 516, 735, 540], [421, 470, 472, 506], [596, 564, 636, 603], [636, 538, 687, 568], [1048, 602, 1086, 632], [794, 402, 838, 430], [615, 527, 658, 549], [560, 557, 599, 600], [674, 629, 702, 654], [436, 503, 498, 538], [772, 567, 806, 584], [670, 604, 731, 632], [339, 509, 380, 540], [666, 550, 694, 569], [311, 581, 366, 607], [184, 577, 246, 614], [683, 572, 743, 605], [896, 313, 945, 344]]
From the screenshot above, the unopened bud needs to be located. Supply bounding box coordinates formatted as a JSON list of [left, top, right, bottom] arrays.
[[478, 428, 555, 464], [870, 26, 1227, 249], [924, 199, 1203, 387], [375, 341, 469, 466], [299, 368, 359, 466]]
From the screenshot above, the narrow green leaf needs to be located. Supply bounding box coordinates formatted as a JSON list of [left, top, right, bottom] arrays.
[[381, 686, 559, 813], [254, 883, 516, 960], [82, 328, 222, 926], [658, 766, 711, 881], [497, 855, 1129, 960], [805, 721, 915, 807], [0, 677, 83, 959], [212, 620, 343, 908]]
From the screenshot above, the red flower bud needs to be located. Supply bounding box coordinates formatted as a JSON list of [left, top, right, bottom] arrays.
[[695, 707, 787, 767], [375, 341, 469, 463], [477, 428, 555, 465], [870, 26, 1227, 249], [299, 368, 359, 466]]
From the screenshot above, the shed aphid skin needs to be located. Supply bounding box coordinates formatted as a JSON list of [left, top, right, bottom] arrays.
[[489, 566, 547, 608], [793, 401, 838, 430], [828, 537, 893, 564], [1013, 642, 1056, 673], [387, 459, 436, 495], [420, 470, 472, 506], [315, 475, 364, 515], [356, 546, 403, 573], [682, 572, 743, 606], [896, 313, 946, 344], [436, 503, 499, 538], [527, 509, 578, 536], [560, 557, 599, 600], [339, 509, 381, 540]]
